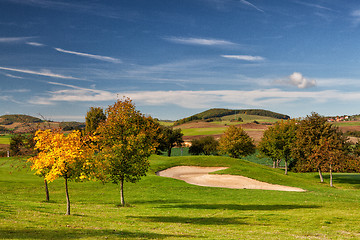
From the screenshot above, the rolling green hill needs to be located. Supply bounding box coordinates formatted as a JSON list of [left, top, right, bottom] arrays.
[[174, 108, 290, 125], [0, 114, 42, 125]]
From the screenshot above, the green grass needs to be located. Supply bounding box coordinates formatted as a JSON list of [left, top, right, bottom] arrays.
[[221, 113, 279, 123], [2, 155, 360, 239], [159, 121, 174, 127], [180, 127, 227, 136], [333, 121, 360, 126], [0, 134, 11, 144]]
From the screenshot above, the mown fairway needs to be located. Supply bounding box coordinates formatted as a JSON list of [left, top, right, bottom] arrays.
[[1, 155, 360, 239]]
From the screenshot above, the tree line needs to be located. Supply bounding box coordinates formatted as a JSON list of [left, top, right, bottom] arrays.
[[18, 98, 360, 215]]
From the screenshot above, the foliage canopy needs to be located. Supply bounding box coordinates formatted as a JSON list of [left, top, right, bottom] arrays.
[[96, 98, 160, 206], [218, 125, 255, 158]]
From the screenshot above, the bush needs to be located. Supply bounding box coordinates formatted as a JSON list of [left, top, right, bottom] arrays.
[[189, 136, 219, 155]]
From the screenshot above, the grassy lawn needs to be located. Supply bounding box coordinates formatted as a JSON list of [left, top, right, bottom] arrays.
[[0, 135, 11, 145], [2, 155, 360, 239]]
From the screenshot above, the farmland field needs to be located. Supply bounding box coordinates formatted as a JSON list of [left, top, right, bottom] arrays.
[[0, 135, 11, 144], [2, 155, 360, 239]]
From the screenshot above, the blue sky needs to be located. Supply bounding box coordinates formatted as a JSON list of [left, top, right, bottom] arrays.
[[1, 0, 360, 121]]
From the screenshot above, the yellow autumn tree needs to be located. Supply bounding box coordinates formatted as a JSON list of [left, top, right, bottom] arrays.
[[28, 129, 96, 215], [96, 98, 160, 206], [218, 125, 255, 158]]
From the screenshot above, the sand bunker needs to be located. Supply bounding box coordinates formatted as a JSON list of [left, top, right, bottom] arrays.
[[157, 166, 305, 192]]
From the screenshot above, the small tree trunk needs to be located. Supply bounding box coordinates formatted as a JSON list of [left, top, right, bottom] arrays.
[[318, 168, 324, 183], [120, 178, 125, 207], [330, 164, 333, 187], [276, 159, 281, 168], [167, 147, 172, 157], [65, 177, 70, 215], [44, 179, 50, 202], [284, 161, 288, 175], [272, 160, 276, 168]]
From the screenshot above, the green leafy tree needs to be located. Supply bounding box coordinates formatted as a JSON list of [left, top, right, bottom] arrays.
[[157, 127, 183, 157], [291, 112, 349, 182], [96, 98, 160, 206], [258, 119, 297, 174], [9, 134, 24, 156], [85, 107, 106, 134], [311, 138, 348, 187], [189, 136, 219, 155], [218, 125, 255, 158]]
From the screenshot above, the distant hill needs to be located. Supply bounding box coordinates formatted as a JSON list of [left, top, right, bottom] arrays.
[[174, 108, 290, 126], [0, 114, 85, 133], [0, 114, 43, 125]]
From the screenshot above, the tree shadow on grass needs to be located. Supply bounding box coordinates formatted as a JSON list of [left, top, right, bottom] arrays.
[[129, 216, 250, 226], [0, 228, 192, 239], [131, 199, 190, 205], [157, 204, 321, 211], [332, 174, 360, 189], [311, 174, 360, 189]]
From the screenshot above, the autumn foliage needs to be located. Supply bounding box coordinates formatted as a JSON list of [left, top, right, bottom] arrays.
[[28, 129, 97, 215], [95, 98, 160, 206], [218, 125, 255, 158]]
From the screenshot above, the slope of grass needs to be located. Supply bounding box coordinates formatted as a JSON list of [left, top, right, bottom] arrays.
[[0, 135, 11, 144], [180, 127, 227, 136], [2, 155, 360, 239], [221, 113, 279, 123]]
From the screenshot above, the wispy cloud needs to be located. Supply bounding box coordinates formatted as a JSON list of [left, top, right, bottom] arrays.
[[120, 89, 360, 110], [29, 80, 357, 114], [221, 55, 265, 61], [239, 0, 264, 13], [164, 37, 238, 47], [4, 73, 23, 79], [275, 72, 316, 89], [54, 48, 122, 63], [0, 37, 34, 43], [351, 9, 360, 27], [4, 0, 139, 20], [26, 41, 45, 47], [29, 82, 116, 105], [294, 1, 333, 11], [0, 66, 80, 79]]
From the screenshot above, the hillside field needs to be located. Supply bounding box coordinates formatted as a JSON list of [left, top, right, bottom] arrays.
[[2, 155, 360, 239]]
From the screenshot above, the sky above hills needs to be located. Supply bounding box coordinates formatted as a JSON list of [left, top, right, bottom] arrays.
[[1, 0, 360, 121]]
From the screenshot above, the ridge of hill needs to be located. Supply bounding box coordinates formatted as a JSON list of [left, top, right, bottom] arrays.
[[174, 108, 290, 126], [0, 114, 85, 133], [0, 114, 43, 125]]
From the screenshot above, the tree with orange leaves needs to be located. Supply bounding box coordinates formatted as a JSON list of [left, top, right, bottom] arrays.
[[28, 129, 96, 215], [96, 98, 160, 206]]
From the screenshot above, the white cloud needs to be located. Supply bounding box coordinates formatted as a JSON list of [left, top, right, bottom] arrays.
[[0, 37, 34, 43], [29, 81, 359, 114], [43, 115, 85, 122], [4, 73, 23, 79], [276, 72, 316, 89], [0, 66, 80, 79], [294, 1, 333, 11], [29, 82, 116, 105], [26, 41, 45, 47], [54, 48, 121, 63], [164, 37, 238, 47], [239, 0, 264, 13], [351, 10, 360, 26], [221, 55, 265, 61]]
